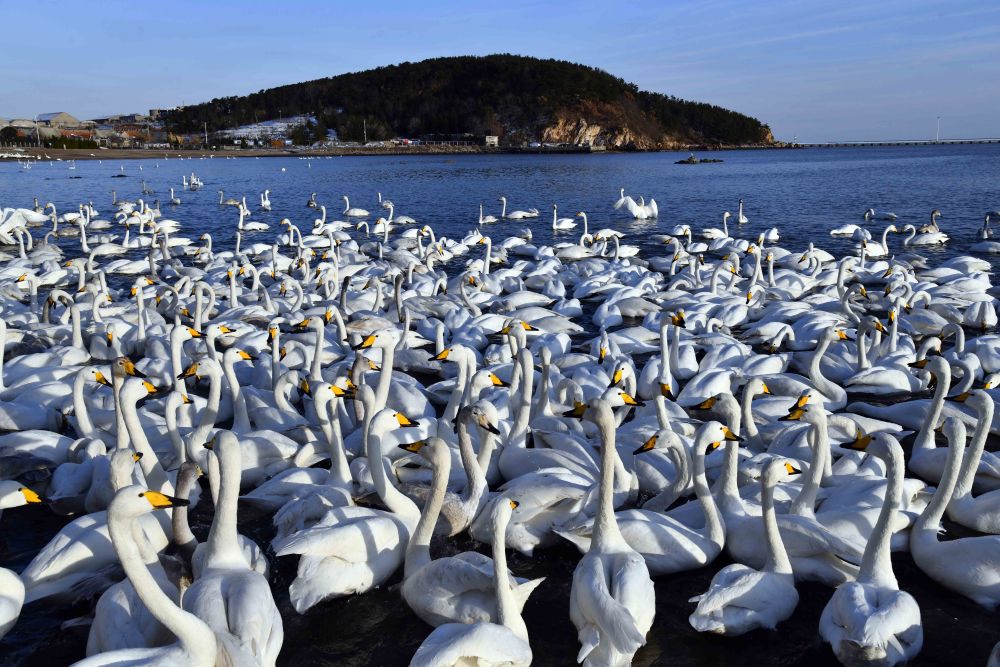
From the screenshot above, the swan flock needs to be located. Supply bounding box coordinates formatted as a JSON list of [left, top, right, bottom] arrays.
[[1, 173, 1000, 667]]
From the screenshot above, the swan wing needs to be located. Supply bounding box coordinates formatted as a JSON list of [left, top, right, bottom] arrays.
[[223, 574, 284, 666], [609, 551, 656, 635], [572, 554, 647, 653], [410, 623, 531, 667], [274, 512, 405, 560]]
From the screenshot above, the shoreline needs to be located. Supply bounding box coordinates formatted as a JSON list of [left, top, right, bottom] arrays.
[[0, 143, 781, 163]]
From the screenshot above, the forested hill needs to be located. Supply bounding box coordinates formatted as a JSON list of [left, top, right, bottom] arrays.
[[165, 55, 773, 149]]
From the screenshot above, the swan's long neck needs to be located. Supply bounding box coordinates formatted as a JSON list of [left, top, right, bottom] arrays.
[[374, 344, 395, 413], [762, 470, 792, 575], [107, 501, 216, 660], [914, 422, 965, 534], [72, 369, 96, 437], [952, 398, 994, 501], [493, 505, 528, 640], [321, 394, 352, 488], [223, 354, 251, 434], [914, 365, 949, 454], [694, 440, 725, 547], [790, 414, 828, 517], [368, 419, 420, 528], [404, 447, 450, 578], [122, 390, 174, 494], [591, 405, 624, 550], [204, 438, 245, 570], [507, 349, 533, 448], [189, 369, 221, 456], [310, 321, 324, 380], [440, 355, 469, 428], [740, 386, 759, 439], [859, 442, 903, 588], [808, 336, 840, 401], [457, 414, 487, 510]]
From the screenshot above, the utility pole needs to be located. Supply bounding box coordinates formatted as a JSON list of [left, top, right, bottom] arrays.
[[363, 118, 367, 145], [936, 116, 941, 142], [204, 122, 208, 147], [34, 115, 41, 147]]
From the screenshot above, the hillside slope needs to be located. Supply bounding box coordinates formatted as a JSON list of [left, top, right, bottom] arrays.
[[166, 54, 773, 149]]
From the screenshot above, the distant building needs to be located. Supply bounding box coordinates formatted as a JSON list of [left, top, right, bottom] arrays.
[[485, 135, 499, 147], [37, 112, 80, 127]]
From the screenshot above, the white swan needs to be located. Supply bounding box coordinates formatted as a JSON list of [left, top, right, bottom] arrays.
[[569, 396, 655, 666], [689, 459, 800, 635], [182, 431, 284, 667], [409, 497, 533, 667], [910, 417, 1000, 609], [70, 486, 216, 667], [401, 437, 544, 627], [342, 195, 369, 217], [819, 432, 923, 666]]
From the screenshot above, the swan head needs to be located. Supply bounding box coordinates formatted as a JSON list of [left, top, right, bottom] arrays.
[[120, 376, 161, 403], [764, 460, 802, 485], [0, 481, 45, 508], [112, 356, 146, 380], [111, 485, 189, 518], [397, 436, 450, 467], [459, 403, 502, 434], [353, 328, 401, 351], [632, 428, 686, 456]]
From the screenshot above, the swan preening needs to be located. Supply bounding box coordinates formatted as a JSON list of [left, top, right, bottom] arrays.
[[1, 177, 999, 667]]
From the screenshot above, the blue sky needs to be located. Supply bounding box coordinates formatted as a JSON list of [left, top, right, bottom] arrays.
[[4, 0, 999, 142]]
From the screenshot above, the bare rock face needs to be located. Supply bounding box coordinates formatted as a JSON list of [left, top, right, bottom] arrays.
[[540, 116, 656, 150]]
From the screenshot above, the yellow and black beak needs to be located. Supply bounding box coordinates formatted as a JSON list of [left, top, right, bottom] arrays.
[[237, 350, 257, 361], [106, 331, 115, 344], [398, 440, 426, 453], [396, 412, 420, 428], [132, 451, 144, 462], [908, 358, 929, 369], [722, 426, 742, 442], [794, 393, 811, 408], [697, 396, 717, 410], [182, 394, 193, 404], [660, 383, 673, 398], [19, 486, 44, 504], [508, 499, 519, 510], [489, 373, 508, 388], [178, 362, 199, 379], [610, 367, 624, 387], [780, 406, 807, 421], [562, 401, 587, 419], [784, 462, 802, 476], [671, 312, 686, 328], [480, 419, 502, 435], [122, 358, 146, 378], [836, 330, 848, 341], [598, 347, 608, 363], [353, 334, 377, 350], [433, 348, 451, 361], [760, 382, 772, 395], [949, 391, 972, 403], [633, 434, 658, 455], [843, 428, 873, 451], [142, 380, 159, 395], [142, 490, 189, 509], [299, 378, 311, 396], [94, 370, 111, 387], [218, 325, 235, 334], [620, 392, 644, 407]]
